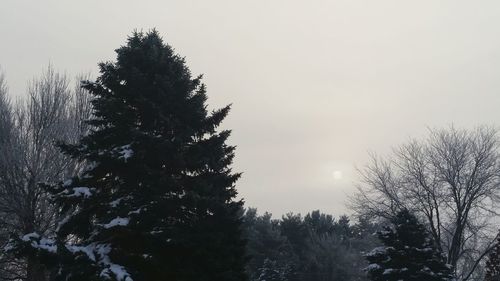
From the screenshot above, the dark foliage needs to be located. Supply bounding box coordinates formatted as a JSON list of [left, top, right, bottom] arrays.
[[365, 209, 454, 281], [10, 30, 247, 281], [243, 209, 379, 281], [485, 232, 500, 281]]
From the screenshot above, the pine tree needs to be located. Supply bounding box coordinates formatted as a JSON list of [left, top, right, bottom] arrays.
[[256, 259, 289, 281], [485, 232, 500, 281], [243, 209, 294, 281], [365, 209, 454, 281], [10, 30, 247, 281]]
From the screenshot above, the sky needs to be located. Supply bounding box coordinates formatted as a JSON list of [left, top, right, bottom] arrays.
[[2, 1, 500, 217]]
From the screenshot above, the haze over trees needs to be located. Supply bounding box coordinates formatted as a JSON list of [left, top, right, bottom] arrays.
[[243, 209, 379, 281], [2, 29, 500, 281]]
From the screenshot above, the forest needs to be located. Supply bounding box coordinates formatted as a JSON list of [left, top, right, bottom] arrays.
[[1, 30, 500, 281]]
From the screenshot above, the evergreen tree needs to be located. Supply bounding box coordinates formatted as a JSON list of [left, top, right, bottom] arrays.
[[304, 210, 335, 236], [365, 209, 454, 281], [11, 30, 247, 281], [243, 209, 294, 281], [485, 232, 500, 281], [256, 259, 289, 281]]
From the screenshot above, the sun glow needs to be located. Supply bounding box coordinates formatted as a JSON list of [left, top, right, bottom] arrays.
[[333, 170, 343, 180]]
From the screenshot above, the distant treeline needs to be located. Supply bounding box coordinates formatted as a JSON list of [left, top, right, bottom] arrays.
[[243, 208, 380, 281], [2, 28, 500, 281]]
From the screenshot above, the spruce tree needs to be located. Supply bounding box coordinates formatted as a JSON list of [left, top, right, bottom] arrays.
[[485, 232, 500, 281], [11, 30, 247, 281], [365, 209, 454, 281], [256, 259, 288, 281]]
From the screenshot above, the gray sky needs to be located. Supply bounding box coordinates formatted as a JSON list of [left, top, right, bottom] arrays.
[[2, 0, 500, 217]]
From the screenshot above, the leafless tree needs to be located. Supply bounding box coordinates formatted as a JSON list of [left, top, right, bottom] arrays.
[[351, 126, 500, 281], [0, 67, 92, 281]]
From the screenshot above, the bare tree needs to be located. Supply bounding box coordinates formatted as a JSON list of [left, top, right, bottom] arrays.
[[0, 67, 92, 281], [351, 126, 500, 280], [0, 70, 12, 143]]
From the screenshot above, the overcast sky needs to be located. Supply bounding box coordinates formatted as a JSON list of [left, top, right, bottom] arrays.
[[2, 1, 500, 217]]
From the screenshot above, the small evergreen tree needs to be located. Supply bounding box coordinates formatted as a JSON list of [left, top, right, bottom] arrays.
[[10, 30, 247, 281], [485, 232, 500, 281], [365, 209, 454, 281], [256, 259, 289, 281]]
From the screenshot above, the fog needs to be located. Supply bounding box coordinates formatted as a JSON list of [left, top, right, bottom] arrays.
[[2, 0, 500, 216]]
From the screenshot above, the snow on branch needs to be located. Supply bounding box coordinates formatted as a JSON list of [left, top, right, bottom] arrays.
[[102, 217, 130, 229], [115, 144, 134, 162], [96, 244, 133, 281], [60, 187, 95, 198], [19, 232, 57, 253]]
